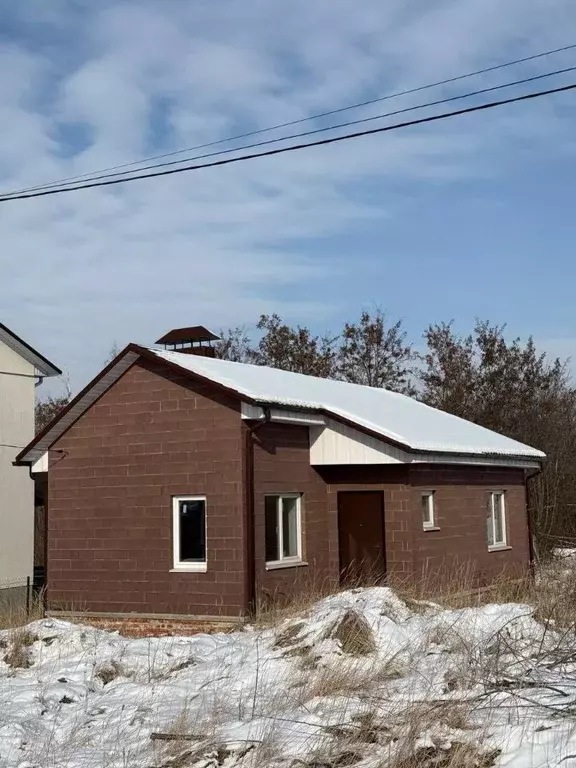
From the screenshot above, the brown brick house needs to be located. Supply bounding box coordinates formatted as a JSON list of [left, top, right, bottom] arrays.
[[16, 327, 544, 620]]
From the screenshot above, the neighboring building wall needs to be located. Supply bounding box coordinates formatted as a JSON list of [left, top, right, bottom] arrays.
[[0, 340, 35, 586], [252, 423, 337, 606], [47, 359, 247, 617]]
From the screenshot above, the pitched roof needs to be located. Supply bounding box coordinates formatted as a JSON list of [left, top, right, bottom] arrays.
[[149, 349, 544, 460], [0, 323, 61, 377], [15, 344, 544, 465]]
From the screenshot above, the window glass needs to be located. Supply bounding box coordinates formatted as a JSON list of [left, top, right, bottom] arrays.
[[422, 492, 434, 528], [486, 506, 495, 547], [179, 499, 206, 562], [493, 493, 504, 544], [487, 492, 506, 548], [265, 496, 279, 562], [282, 496, 299, 557], [265, 494, 301, 563]]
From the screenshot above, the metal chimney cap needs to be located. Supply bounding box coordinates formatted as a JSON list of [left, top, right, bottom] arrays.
[[156, 326, 219, 345]]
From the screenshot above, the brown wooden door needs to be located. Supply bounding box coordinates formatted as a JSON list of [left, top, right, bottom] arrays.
[[338, 491, 386, 585]]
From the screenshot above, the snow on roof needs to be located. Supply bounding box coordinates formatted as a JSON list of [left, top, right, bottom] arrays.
[[149, 348, 545, 459]]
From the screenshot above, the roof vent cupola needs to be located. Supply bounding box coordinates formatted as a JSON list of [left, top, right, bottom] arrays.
[[155, 326, 219, 358]]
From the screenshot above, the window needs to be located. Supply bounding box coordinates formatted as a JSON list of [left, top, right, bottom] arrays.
[[487, 492, 507, 549], [172, 496, 207, 571], [265, 494, 302, 566], [421, 491, 436, 530]]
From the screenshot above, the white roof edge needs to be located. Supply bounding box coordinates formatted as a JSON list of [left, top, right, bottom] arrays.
[[148, 348, 545, 462], [248, 398, 544, 460], [0, 324, 61, 377], [236, 396, 544, 460]]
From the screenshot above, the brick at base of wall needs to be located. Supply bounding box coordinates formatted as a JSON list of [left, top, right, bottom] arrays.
[[76, 617, 240, 638]]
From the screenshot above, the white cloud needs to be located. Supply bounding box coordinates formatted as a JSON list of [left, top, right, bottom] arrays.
[[1, 0, 576, 390]]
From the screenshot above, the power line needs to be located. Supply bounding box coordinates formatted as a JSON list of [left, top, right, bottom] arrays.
[[10, 40, 576, 196], [9, 64, 575, 193], [2, 80, 575, 203]]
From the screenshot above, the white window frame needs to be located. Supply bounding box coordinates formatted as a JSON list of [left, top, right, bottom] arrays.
[[265, 493, 303, 569], [172, 495, 207, 572], [421, 491, 436, 530], [487, 491, 507, 550]]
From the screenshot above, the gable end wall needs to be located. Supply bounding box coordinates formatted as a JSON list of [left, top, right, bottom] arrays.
[[47, 358, 247, 617]]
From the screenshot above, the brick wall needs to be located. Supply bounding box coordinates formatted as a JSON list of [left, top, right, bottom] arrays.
[[47, 363, 532, 619], [409, 465, 529, 583], [318, 464, 529, 583], [252, 423, 337, 606], [318, 466, 412, 577], [47, 358, 247, 617]]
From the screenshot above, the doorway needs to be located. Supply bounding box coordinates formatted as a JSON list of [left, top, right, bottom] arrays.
[[337, 491, 386, 586]]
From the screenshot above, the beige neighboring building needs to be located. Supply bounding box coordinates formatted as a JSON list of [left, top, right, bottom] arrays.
[[0, 324, 60, 588]]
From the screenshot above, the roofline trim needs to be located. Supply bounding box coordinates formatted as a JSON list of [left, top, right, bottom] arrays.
[[0, 323, 62, 377], [15, 344, 255, 465], [14, 344, 545, 467]]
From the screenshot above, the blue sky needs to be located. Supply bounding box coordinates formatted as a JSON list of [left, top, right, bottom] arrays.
[[2, 0, 576, 393]]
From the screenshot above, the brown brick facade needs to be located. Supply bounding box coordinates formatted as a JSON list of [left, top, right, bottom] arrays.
[[47, 358, 247, 617], [46, 358, 532, 618], [409, 465, 529, 583], [252, 423, 337, 606], [319, 466, 413, 577]]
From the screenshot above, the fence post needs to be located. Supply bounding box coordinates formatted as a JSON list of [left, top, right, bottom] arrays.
[[26, 576, 30, 617]]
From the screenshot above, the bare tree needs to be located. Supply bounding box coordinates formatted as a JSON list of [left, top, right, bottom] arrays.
[[338, 309, 416, 394], [420, 319, 576, 551], [35, 376, 72, 434], [104, 341, 120, 365], [215, 326, 253, 363], [251, 314, 337, 378]]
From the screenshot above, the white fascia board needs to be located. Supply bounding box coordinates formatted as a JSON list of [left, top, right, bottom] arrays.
[[241, 402, 325, 426], [31, 452, 48, 474]]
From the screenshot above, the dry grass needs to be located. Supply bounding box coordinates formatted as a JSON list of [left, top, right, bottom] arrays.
[[392, 743, 500, 768], [387, 554, 576, 633], [95, 659, 124, 685], [274, 621, 306, 649], [151, 708, 219, 768], [255, 554, 576, 636], [331, 611, 376, 656], [0, 589, 44, 631], [388, 559, 528, 610], [3, 557, 574, 767], [255, 563, 385, 629], [298, 652, 406, 702], [3, 627, 38, 668]]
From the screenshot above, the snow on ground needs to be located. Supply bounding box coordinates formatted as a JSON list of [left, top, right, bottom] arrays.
[[0, 588, 576, 767]]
